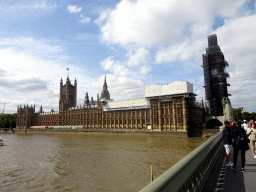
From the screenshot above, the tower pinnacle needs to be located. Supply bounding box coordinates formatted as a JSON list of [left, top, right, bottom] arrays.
[[100, 75, 110, 100]]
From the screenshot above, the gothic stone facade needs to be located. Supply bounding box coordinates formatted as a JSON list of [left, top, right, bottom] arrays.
[[16, 78, 204, 133]]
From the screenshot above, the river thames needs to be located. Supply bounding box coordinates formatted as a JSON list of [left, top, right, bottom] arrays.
[[0, 132, 209, 191]]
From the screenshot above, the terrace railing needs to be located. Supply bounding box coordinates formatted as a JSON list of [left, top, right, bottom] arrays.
[[140, 131, 223, 192]]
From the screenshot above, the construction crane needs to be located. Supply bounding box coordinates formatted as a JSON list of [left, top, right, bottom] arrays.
[[0, 102, 7, 114]]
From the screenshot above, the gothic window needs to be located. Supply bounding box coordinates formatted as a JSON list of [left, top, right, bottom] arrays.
[[177, 108, 182, 115], [178, 117, 182, 124], [170, 117, 173, 125], [177, 107, 183, 125], [154, 118, 158, 125]]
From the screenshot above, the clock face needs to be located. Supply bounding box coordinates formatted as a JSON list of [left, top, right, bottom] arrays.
[[211, 69, 218, 75]]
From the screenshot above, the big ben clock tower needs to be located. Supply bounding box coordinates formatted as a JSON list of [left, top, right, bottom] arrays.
[[202, 34, 230, 116]]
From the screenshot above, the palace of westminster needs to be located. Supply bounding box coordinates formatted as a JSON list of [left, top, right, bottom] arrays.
[[16, 34, 231, 133]]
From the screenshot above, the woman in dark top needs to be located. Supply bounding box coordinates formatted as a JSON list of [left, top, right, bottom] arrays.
[[231, 122, 249, 172]]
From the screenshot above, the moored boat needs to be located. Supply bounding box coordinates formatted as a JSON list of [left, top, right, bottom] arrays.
[[0, 137, 4, 146]]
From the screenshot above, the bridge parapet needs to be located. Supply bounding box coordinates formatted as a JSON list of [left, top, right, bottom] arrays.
[[140, 131, 223, 192]]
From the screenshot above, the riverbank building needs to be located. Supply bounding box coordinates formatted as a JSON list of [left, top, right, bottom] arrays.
[[16, 75, 205, 134]]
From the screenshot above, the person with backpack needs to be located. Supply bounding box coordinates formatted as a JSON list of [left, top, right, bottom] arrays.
[[247, 120, 256, 158], [231, 122, 250, 172]]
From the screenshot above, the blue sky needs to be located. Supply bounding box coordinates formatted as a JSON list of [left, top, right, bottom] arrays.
[[0, 0, 256, 114]]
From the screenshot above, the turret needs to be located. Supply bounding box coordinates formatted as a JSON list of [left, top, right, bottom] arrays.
[[84, 91, 89, 106], [60, 77, 63, 87]]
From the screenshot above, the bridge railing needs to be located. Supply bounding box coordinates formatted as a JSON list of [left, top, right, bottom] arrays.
[[140, 131, 223, 192]]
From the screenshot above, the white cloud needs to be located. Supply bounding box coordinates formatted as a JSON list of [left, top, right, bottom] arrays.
[[127, 47, 149, 67], [97, 0, 248, 47], [0, 37, 96, 113], [139, 66, 151, 76], [92, 74, 145, 100], [101, 57, 136, 77], [79, 14, 91, 23], [212, 14, 256, 112], [96, 0, 256, 113], [67, 5, 83, 14]]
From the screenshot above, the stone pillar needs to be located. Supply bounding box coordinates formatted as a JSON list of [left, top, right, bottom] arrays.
[[173, 100, 177, 131], [86, 110, 88, 128], [117, 111, 120, 129], [150, 103, 153, 130], [126, 111, 128, 129], [158, 99, 162, 131], [131, 110, 133, 129], [168, 106, 170, 131], [182, 97, 188, 131], [122, 111, 125, 129], [101, 109, 105, 129]]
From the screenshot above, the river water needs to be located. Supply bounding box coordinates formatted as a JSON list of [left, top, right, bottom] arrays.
[[0, 132, 208, 192]]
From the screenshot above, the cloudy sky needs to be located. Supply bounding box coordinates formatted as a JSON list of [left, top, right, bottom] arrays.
[[0, 0, 255, 114]]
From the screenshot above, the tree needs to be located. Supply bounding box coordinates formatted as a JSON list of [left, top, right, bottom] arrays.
[[241, 112, 250, 121], [0, 114, 17, 129], [233, 108, 242, 121], [249, 112, 256, 120]]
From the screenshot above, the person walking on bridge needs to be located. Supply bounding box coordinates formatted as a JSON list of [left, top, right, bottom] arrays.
[[223, 121, 233, 167], [231, 122, 249, 172], [247, 120, 256, 158]]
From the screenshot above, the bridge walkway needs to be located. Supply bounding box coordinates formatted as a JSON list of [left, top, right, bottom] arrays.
[[204, 146, 256, 192]]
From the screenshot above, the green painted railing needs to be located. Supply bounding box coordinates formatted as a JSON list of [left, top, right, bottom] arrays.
[[140, 131, 223, 192]]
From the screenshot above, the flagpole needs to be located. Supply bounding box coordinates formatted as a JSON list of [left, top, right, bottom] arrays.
[[67, 68, 69, 78]]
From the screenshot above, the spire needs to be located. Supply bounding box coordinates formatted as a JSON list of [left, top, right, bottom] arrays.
[[103, 75, 108, 91], [100, 75, 110, 100]]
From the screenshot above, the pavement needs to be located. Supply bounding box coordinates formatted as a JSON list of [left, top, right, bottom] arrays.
[[203, 145, 256, 192]]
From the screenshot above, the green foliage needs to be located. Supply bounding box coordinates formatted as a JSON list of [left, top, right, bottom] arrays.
[[232, 109, 256, 121], [249, 112, 256, 121], [241, 112, 250, 121], [233, 108, 242, 121], [0, 114, 16, 129]]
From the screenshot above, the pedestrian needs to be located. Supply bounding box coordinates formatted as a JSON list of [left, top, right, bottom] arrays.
[[231, 122, 249, 172], [242, 120, 249, 132], [230, 120, 233, 127], [247, 120, 256, 158], [223, 121, 233, 167]]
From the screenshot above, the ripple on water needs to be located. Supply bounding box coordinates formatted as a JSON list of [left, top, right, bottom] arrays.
[[0, 132, 208, 192]]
